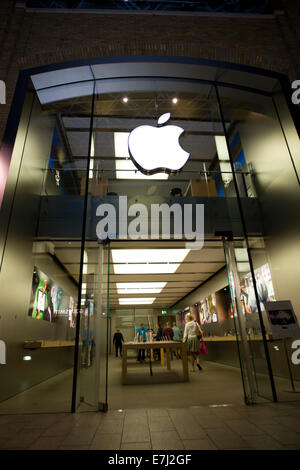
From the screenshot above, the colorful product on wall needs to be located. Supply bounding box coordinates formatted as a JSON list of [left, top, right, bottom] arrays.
[[240, 263, 275, 314], [28, 266, 76, 324], [178, 263, 275, 326], [197, 294, 218, 324]]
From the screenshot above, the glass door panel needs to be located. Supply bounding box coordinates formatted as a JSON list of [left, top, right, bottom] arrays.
[[98, 240, 110, 410], [76, 240, 110, 412], [223, 237, 276, 403]]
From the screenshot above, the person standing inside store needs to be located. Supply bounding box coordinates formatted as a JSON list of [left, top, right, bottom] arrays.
[[154, 323, 163, 361], [113, 328, 124, 358], [154, 323, 163, 341], [183, 313, 203, 372], [163, 322, 174, 340], [162, 322, 174, 361], [136, 323, 147, 362], [172, 321, 181, 359]]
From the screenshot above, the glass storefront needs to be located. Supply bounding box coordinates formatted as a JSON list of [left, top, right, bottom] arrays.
[[0, 58, 299, 412]]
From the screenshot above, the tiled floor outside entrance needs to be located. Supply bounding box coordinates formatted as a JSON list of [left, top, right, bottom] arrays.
[[1, 402, 300, 450]]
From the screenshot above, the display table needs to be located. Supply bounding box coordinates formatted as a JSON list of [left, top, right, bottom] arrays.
[[24, 340, 75, 349], [203, 334, 272, 342], [122, 341, 189, 385]]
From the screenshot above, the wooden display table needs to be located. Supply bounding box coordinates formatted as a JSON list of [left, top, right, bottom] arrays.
[[184, 178, 217, 197], [80, 177, 108, 196], [24, 340, 75, 349], [122, 340, 189, 385], [203, 334, 272, 342]]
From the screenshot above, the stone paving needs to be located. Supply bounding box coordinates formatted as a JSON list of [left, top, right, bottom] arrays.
[[0, 401, 300, 450]]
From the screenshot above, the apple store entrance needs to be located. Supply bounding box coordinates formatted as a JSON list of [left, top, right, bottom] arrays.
[[1, 57, 299, 414]]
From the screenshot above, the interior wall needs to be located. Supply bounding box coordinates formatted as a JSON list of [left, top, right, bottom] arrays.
[[0, 93, 75, 405], [110, 307, 176, 351], [172, 268, 235, 339], [174, 269, 227, 313]]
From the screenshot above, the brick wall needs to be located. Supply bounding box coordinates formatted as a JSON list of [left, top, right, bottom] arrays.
[[0, 3, 299, 141]]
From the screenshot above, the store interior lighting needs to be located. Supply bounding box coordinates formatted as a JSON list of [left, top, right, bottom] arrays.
[[112, 249, 190, 264], [116, 282, 166, 294], [119, 298, 156, 305], [112, 249, 190, 274]]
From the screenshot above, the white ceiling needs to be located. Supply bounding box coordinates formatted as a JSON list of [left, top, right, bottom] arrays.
[[51, 239, 225, 309]]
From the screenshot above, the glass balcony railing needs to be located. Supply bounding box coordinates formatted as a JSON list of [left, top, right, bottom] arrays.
[[37, 165, 262, 239], [43, 165, 257, 200]]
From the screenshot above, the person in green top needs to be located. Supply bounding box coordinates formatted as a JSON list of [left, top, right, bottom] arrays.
[[172, 321, 181, 359]]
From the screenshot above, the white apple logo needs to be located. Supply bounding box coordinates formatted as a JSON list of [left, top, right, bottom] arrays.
[[128, 113, 190, 175]]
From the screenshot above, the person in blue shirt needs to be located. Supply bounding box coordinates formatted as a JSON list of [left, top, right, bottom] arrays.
[[136, 323, 147, 362]]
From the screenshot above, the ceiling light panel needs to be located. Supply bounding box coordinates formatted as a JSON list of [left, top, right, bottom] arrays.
[[117, 282, 166, 294], [112, 249, 190, 264], [119, 298, 156, 305], [113, 264, 180, 274]]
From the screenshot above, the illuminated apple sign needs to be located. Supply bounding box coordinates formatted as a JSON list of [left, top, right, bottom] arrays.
[[128, 113, 190, 175]]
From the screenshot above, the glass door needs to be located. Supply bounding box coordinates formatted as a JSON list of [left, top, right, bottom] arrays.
[[223, 237, 277, 404], [74, 240, 110, 412]]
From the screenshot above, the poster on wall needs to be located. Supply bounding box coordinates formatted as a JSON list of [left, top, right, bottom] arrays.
[[240, 263, 275, 314], [28, 266, 76, 325], [265, 300, 300, 339], [198, 295, 218, 324], [215, 286, 233, 322], [179, 264, 276, 328]]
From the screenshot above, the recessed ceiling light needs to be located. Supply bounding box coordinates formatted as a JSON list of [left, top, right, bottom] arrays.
[[172, 97, 178, 104], [117, 289, 161, 294], [119, 298, 156, 305], [116, 282, 166, 294], [112, 249, 190, 275], [112, 249, 190, 264], [114, 264, 179, 274]]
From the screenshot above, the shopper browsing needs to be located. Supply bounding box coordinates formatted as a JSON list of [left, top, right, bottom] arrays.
[[172, 321, 181, 359], [154, 324, 163, 341], [163, 322, 174, 341], [183, 313, 203, 372], [113, 328, 124, 358], [154, 323, 163, 361], [136, 323, 147, 362]]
